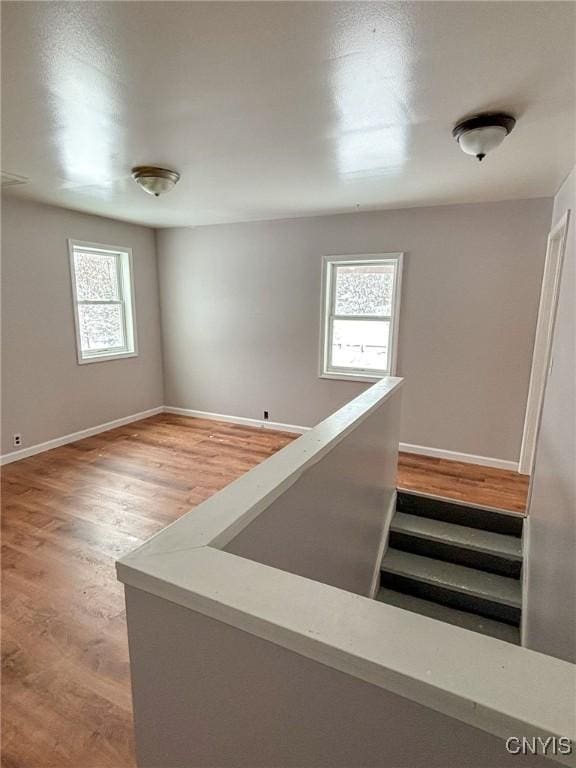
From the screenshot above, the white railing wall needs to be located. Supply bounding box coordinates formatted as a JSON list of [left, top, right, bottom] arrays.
[[117, 378, 575, 768], [223, 383, 401, 596]]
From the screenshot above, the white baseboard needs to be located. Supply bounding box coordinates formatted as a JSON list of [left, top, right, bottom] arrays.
[[165, 414, 519, 471], [0, 405, 518, 473], [399, 442, 519, 472], [0, 407, 164, 466], [164, 406, 310, 435]]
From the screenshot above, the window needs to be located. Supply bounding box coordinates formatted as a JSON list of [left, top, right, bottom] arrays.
[[68, 240, 137, 364], [320, 253, 403, 381]]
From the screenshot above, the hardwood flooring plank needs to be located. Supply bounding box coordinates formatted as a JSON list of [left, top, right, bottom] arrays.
[[397, 454, 528, 512]]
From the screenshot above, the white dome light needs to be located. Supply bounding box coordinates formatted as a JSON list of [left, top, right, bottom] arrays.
[[131, 166, 180, 196], [453, 113, 516, 162]]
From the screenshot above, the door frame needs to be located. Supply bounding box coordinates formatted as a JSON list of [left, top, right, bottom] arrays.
[[518, 210, 571, 475]]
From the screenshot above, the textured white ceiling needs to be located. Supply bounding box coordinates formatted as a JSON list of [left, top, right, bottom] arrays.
[[2, 1, 575, 227]]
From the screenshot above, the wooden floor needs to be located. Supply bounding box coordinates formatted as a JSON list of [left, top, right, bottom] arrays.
[[1, 415, 295, 768], [1, 414, 528, 767], [398, 453, 528, 514]]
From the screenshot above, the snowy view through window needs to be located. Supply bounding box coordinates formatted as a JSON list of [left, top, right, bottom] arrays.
[[332, 264, 394, 371], [70, 244, 135, 361], [74, 251, 125, 352]]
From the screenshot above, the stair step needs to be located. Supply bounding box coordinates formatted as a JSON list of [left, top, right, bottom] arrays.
[[389, 512, 522, 576], [376, 588, 520, 644], [380, 549, 522, 624], [391, 512, 522, 558], [397, 490, 524, 537], [381, 549, 522, 607]]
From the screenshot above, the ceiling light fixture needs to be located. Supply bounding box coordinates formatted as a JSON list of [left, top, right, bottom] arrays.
[[452, 112, 516, 162], [131, 166, 180, 197]]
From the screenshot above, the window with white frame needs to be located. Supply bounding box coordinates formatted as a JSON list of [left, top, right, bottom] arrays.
[[320, 253, 403, 381], [68, 240, 137, 363]]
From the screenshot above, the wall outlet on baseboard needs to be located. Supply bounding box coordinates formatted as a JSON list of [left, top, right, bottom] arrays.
[[263, 411, 269, 421], [13, 433, 22, 447]]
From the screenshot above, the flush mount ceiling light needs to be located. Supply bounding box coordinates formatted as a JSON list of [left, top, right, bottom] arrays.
[[131, 166, 180, 197], [452, 112, 516, 162]]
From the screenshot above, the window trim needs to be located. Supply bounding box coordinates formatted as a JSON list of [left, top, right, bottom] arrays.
[[68, 239, 139, 365], [319, 252, 404, 383]]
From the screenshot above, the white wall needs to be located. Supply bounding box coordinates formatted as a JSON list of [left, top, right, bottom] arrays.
[[1, 195, 556, 467], [524, 168, 576, 663], [125, 586, 555, 768], [157, 198, 552, 463], [1, 197, 164, 455]]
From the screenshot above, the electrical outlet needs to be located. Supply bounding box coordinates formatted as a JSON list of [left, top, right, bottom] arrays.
[[13, 433, 22, 447], [263, 411, 269, 421]]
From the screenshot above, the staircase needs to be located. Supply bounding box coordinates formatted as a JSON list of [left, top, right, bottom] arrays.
[[377, 490, 524, 644]]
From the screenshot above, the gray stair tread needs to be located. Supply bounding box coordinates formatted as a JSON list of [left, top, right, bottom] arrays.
[[376, 588, 520, 645], [391, 512, 523, 560], [381, 549, 522, 608]]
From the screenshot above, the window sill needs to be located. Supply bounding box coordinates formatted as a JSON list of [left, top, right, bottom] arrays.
[[319, 371, 387, 384], [77, 351, 138, 365]]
